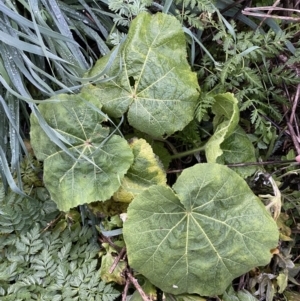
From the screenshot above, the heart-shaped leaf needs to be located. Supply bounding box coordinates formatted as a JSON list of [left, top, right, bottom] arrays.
[[30, 94, 133, 211], [123, 163, 278, 296], [86, 12, 200, 137]]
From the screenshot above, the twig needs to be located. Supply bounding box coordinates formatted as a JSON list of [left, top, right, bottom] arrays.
[[260, 113, 288, 135], [257, 0, 281, 30], [109, 247, 126, 274], [243, 6, 300, 13], [122, 277, 131, 301], [98, 235, 123, 252], [169, 145, 206, 159], [227, 160, 298, 167], [40, 213, 63, 233], [287, 121, 300, 155], [126, 269, 151, 301], [290, 83, 300, 125], [242, 9, 300, 21], [167, 169, 183, 173], [167, 160, 298, 173], [283, 104, 300, 155]]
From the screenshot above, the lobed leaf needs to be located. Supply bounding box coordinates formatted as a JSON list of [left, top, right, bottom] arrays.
[[123, 163, 278, 296], [87, 12, 200, 137], [30, 93, 133, 211]]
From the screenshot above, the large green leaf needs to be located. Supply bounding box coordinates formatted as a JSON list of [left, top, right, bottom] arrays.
[[30, 94, 133, 211], [217, 126, 257, 178], [86, 12, 200, 137], [205, 93, 239, 162], [123, 163, 278, 296]]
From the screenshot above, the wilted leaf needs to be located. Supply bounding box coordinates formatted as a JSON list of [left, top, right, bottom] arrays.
[[217, 126, 257, 178], [30, 94, 133, 211], [86, 12, 200, 137], [130, 133, 172, 169], [100, 243, 126, 285], [277, 271, 288, 294], [89, 199, 129, 217], [113, 138, 167, 203], [123, 163, 278, 296], [205, 93, 239, 162]]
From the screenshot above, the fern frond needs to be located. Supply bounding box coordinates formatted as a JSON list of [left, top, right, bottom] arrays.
[[196, 93, 215, 122], [242, 67, 263, 88], [174, 0, 215, 11], [0, 183, 120, 300], [181, 10, 203, 29]]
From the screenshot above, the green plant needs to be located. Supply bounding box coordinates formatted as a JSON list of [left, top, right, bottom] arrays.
[[196, 17, 300, 150], [123, 163, 278, 296], [0, 183, 120, 301], [29, 12, 200, 211], [0, 0, 119, 193], [29, 12, 279, 299]]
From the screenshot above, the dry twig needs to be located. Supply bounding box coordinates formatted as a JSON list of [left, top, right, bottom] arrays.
[[109, 247, 126, 274], [257, 0, 281, 29], [126, 269, 151, 301], [122, 277, 131, 301]]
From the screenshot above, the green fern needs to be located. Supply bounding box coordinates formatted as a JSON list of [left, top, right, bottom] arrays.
[[174, 0, 215, 12], [179, 10, 203, 29], [173, 0, 215, 29], [108, 0, 152, 26], [195, 93, 215, 122], [196, 18, 299, 140], [0, 184, 120, 301]]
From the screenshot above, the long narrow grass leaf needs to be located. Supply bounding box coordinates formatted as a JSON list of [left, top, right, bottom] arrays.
[[0, 47, 30, 98], [162, 0, 173, 13], [183, 27, 218, 65], [44, 0, 88, 69], [0, 95, 30, 158], [78, 22, 110, 55], [240, 46, 260, 57], [78, 0, 109, 38], [216, 8, 236, 40], [0, 2, 77, 42], [28, 0, 52, 68], [0, 147, 27, 197], [0, 30, 68, 62]]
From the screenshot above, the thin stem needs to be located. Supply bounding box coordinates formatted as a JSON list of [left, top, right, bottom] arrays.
[[170, 145, 206, 159], [109, 247, 126, 274], [227, 160, 297, 167], [126, 270, 151, 301], [167, 160, 299, 174]]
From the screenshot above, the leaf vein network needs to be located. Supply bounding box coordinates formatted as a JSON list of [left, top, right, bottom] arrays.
[[134, 30, 161, 90], [137, 68, 175, 95], [191, 212, 264, 261], [71, 107, 88, 140]]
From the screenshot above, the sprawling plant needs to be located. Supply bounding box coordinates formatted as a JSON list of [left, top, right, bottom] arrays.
[[28, 12, 279, 299], [0, 183, 120, 301], [3, 0, 300, 299]]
